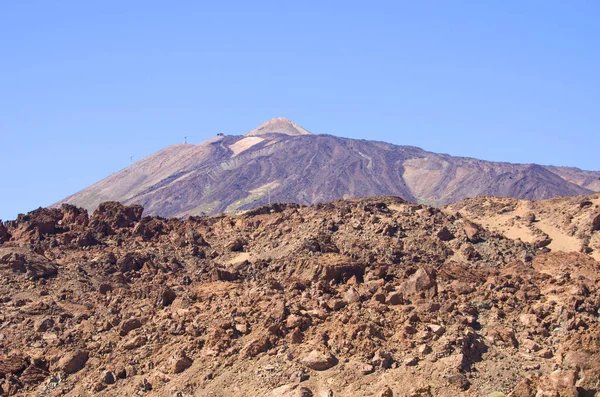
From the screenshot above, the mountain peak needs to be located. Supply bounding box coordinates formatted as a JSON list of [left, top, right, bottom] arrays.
[[245, 117, 312, 137]]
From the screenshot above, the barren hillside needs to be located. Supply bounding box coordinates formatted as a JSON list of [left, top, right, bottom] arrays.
[[1, 196, 600, 396], [55, 118, 600, 218], [446, 193, 600, 261]]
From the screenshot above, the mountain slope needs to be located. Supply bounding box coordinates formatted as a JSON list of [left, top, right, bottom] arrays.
[[56, 118, 599, 217], [445, 192, 600, 261]]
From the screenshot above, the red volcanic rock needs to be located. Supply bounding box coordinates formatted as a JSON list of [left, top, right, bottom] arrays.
[[0, 247, 58, 279], [91, 201, 143, 229], [0, 221, 9, 244], [0, 197, 598, 396]]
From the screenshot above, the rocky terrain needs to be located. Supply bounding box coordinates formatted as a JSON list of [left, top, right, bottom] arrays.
[[2, 196, 600, 396], [446, 193, 600, 262], [55, 118, 600, 218]]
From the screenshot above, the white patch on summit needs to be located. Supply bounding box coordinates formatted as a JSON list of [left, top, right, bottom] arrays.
[[228, 136, 264, 157]]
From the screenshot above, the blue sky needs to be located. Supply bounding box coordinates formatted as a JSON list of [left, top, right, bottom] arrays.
[[1, 1, 599, 220]]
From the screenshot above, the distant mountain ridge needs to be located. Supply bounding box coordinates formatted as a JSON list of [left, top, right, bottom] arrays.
[[56, 118, 600, 217]]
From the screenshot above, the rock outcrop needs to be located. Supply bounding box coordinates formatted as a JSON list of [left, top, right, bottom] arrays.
[[0, 196, 598, 396]]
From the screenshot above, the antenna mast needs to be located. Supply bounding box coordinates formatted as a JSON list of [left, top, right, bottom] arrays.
[[129, 155, 133, 164], [184, 136, 187, 144]]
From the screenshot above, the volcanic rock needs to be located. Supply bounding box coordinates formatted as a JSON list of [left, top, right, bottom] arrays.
[[0, 222, 9, 244], [102, 371, 116, 385], [0, 356, 27, 376], [158, 287, 176, 307], [122, 335, 147, 350], [301, 350, 337, 371], [0, 196, 598, 396], [378, 386, 393, 397], [436, 226, 454, 241], [462, 220, 482, 243], [593, 212, 600, 231], [20, 365, 48, 385], [168, 351, 193, 374], [56, 350, 88, 374], [91, 202, 143, 229], [119, 318, 142, 336], [398, 268, 437, 300], [34, 317, 54, 332], [0, 248, 57, 279]]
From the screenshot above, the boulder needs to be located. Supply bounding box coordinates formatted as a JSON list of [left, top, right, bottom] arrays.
[[0, 356, 28, 376], [452, 282, 475, 295], [320, 261, 364, 283], [133, 218, 166, 240], [519, 313, 538, 328], [168, 351, 193, 374], [301, 350, 337, 371], [319, 389, 334, 397], [56, 350, 89, 374], [462, 220, 481, 243], [119, 318, 142, 336], [0, 222, 9, 244], [446, 373, 470, 390], [438, 353, 465, 371], [592, 212, 600, 231], [378, 386, 393, 397], [242, 335, 272, 358], [343, 287, 360, 304], [12, 207, 62, 238], [60, 204, 89, 226], [35, 317, 54, 332], [0, 247, 58, 279], [398, 268, 437, 300], [385, 291, 405, 305], [102, 371, 116, 385], [20, 364, 48, 385], [99, 283, 113, 295], [227, 237, 247, 252], [91, 202, 143, 229], [520, 339, 540, 352], [327, 298, 346, 311], [427, 324, 445, 336], [437, 226, 455, 241], [538, 370, 578, 396], [286, 314, 310, 330], [524, 212, 536, 223], [123, 335, 147, 350], [76, 231, 98, 247], [211, 268, 239, 282], [404, 356, 419, 366], [158, 287, 176, 307], [418, 344, 432, 355], [512, 370, 578, 397], [116, 253, 145, 273], [534, 236, 552, 248], [510, 378, 536, 397], [372, 350, 393, 369]]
